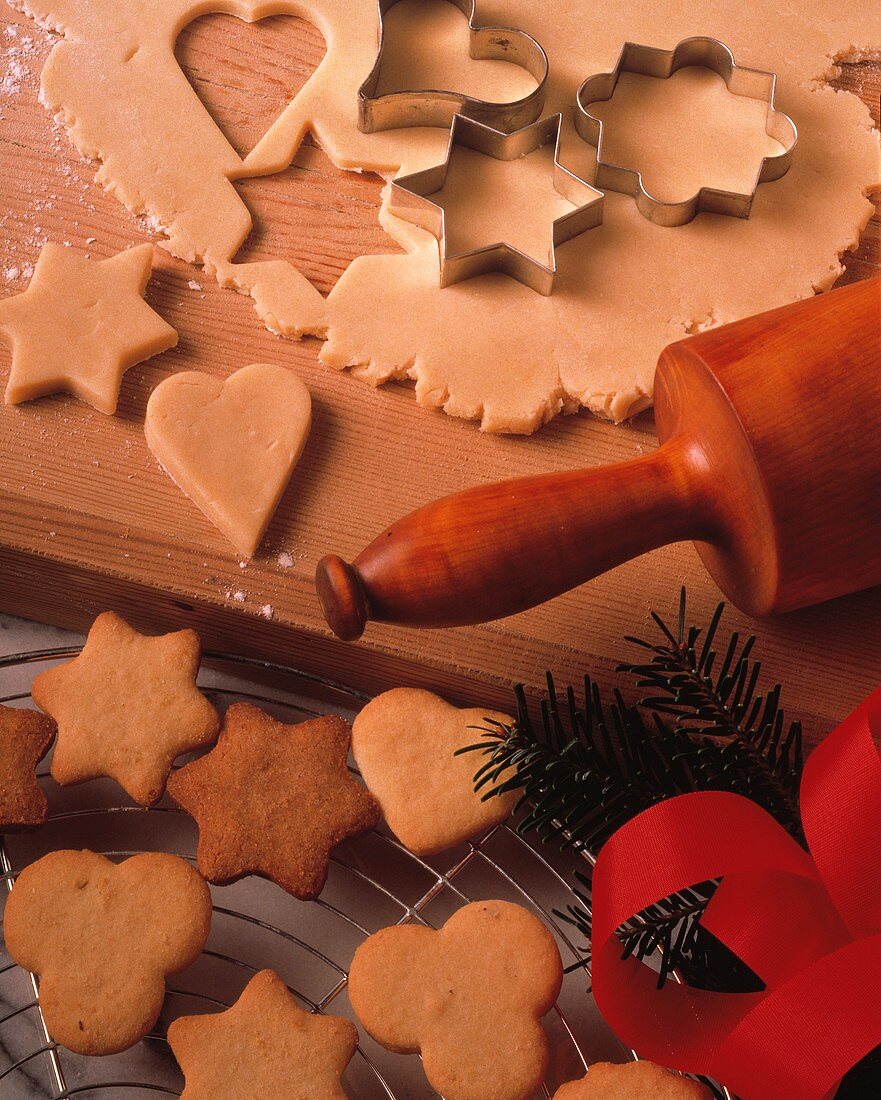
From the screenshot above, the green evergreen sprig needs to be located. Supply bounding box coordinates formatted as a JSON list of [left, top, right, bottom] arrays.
[[458, 591, 804, 991], [459, 589, 875, 1098], [620, 590, 803, 803], [464, 678, 713, 856]]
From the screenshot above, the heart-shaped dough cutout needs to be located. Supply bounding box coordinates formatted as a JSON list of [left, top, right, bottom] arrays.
[[146, 363, 311, 557], [352, 688, 518, 855]]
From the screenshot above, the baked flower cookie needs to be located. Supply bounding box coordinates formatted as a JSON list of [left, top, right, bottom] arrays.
[[349, 899, 563, 1100], [0, 704, 56, 830], [31, 612, 219, 805], [3, 850, 211, 1055], [168, 969, 357, 1099], [352, 688, 518, 855], [554, 1062, 713, 1098], [167, 703, 380, 900]]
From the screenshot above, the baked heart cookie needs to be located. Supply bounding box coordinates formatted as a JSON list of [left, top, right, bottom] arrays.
[[348, 899, 563, 1100], [0, 705, 56, 830], [3, 850, 211, 1055], [167, 703, 380, 899], [31, 612, 219, 806], [352, 688, 517, 855], [168, 968, 357, 1099], [553, 1062, 713, 1099], [145, 363, 312, 557]]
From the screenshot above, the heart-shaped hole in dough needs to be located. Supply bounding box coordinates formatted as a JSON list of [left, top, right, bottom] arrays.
[[175, 12, 326, 160]]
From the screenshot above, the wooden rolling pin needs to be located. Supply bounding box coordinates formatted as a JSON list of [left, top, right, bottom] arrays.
[[317, 277, 881, 640]]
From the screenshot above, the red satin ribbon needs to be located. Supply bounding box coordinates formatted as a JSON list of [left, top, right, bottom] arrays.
[[591, 688, 881, 1100]]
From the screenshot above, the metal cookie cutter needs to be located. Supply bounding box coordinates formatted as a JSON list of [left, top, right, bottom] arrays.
[[388, 112, 604, 296], [358, 0, 549, 134], [575, 36, 798, 227]]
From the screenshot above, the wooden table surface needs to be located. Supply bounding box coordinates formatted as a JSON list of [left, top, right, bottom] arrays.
[[1, 9, 879, 746]]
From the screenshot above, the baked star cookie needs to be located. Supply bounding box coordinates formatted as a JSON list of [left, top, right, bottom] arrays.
[[0, 705, 56, 830], [554, 1063, 713, 1098], [167, 704, 380, 899], [168, 969, 357, 1100], [349, 899, 563, 1100], [352, 688, 517, 855], [3, 850, 211, 1055], [31, 612, 220, 806]]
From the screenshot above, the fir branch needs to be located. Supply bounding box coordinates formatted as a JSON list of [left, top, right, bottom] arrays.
[[467, 594, 877, 1100], [556, 873, 760, 995], [620, 589, 804, 800], [461, 672, 802, 857], [461, 677, 702, 855], [460, 673, 787, 993], [460, 590, 804, 995]]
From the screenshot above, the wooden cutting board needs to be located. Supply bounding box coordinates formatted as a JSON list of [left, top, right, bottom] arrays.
[[1, 9, 879, 746]]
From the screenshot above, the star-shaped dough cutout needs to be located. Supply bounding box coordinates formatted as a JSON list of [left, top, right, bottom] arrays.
[[168, 968, 358, 1100], [0, 242, 178, 413], [31, 611, 220, 806], [0, 704, 56, 830], [167, 703, 381, 899], [389, 113, 603, 295]]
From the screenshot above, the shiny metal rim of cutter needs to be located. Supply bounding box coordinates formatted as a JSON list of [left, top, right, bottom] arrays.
[[575, 36, 798, 227], [388, 112, 604, 296], [358, 0, 549, 134]]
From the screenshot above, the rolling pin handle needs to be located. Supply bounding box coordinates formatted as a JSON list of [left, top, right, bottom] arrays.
[[316, 555, 370, 641], [316, 277, 881, 636], [316, 437, 713, 638]]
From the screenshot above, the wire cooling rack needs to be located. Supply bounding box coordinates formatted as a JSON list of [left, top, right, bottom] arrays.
[[0, 647, 635, 1100]]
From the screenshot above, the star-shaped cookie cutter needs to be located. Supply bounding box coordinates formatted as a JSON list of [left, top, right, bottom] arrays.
[[388, 113, 604, 296], [358, 0, 549, 134], [575, 36, 798, 227]]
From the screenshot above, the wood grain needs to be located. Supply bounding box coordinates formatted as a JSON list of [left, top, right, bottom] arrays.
[[0, 9, 879, 747]]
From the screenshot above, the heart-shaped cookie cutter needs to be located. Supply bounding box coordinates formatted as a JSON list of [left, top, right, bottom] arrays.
[[358, 0, 549, 134], [575, 37, 798, 227], [388, 112, 603, 295]]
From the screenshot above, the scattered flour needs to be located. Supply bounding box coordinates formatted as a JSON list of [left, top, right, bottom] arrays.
[[260, 604, 274, 621], [1, 28, 38, 98], [1, 59, 26, 97], [277, 551, 294, 569]]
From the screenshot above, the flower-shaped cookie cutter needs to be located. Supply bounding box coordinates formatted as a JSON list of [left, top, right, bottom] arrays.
[[358, 0, 549, 134], [575, 37, 798, 227], [388, 112, 604, 296]]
